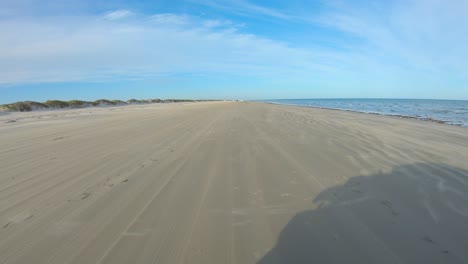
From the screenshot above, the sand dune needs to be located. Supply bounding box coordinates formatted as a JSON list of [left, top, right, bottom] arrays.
[[1, 101, 468, 263]]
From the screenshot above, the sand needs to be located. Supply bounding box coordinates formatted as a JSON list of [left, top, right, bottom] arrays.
[[0, 101, 468, 264]]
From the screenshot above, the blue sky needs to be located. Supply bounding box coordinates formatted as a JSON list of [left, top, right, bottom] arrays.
[[1, 0, 467, 103]]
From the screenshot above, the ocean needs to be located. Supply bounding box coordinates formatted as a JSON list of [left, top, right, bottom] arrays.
[[264, 99, 468, 127]]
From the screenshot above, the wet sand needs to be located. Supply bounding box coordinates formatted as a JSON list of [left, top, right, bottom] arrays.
[[1, 101, 468, 263]]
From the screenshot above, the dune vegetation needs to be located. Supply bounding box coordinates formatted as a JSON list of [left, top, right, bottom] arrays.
[[0, 99, 208, 112]]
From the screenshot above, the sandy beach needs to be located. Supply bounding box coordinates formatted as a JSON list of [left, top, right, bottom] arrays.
[[1, 101, 468, 264]]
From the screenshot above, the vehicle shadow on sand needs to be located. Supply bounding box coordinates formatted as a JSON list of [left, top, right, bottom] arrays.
[[257, 163, 468, 264]]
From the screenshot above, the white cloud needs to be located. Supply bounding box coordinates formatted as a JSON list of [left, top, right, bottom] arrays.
[[202, 19, 234, 28], [104, 9, 133, 20], [150, 13, 190, 25], [316, 0, 468, 76], [230, 0, 291, 20], [189, 0, 293, 20], [0, 12, 333, 85]]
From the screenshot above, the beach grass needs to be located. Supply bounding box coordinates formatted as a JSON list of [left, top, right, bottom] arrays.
[[0, 98, 210, 112]]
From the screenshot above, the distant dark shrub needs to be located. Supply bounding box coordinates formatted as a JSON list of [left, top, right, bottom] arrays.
[[14, 102, 32, 112], [45, 100, 70, 108], [68, 100, 90, 108]]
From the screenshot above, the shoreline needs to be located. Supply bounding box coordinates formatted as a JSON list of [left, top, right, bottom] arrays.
[[3, 100, 466, 129], [263, 101, 467, 127]]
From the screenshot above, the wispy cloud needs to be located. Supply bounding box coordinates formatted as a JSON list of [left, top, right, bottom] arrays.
[[104, 9, 134, 20], [202, 19, 235, 28], [150, 13, 190, 25], [189, 0, 293, 20], [0, 12, 332, 85], [316, 0, 468, 76]]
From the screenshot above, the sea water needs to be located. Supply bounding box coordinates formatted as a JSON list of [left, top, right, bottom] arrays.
[[264, 99, 468, 127]]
